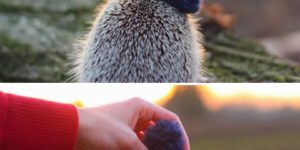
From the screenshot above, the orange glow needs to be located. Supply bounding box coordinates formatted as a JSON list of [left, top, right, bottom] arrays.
[[2, 84, 300, 112], [155, 86, 177, 106], [0, 84, 174, 107], [200, 84, 300, 111]]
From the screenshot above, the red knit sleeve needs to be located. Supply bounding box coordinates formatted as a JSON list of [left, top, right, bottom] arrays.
[[0, 92, 9, 148], [0, 91, 78, 150]]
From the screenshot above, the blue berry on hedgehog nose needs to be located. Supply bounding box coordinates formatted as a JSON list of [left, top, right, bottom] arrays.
[[163, 0, 201, 13], [143, 120, 185, 150]]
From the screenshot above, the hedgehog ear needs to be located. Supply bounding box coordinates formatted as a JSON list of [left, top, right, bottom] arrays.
[[162, 0, 201, 13]]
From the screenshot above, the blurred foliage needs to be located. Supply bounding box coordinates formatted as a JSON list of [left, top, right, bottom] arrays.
[[0, 0, 95, 82], [201, 4, 300, 82], [0, 1, 300, 82], [164, 86, 208, 122], [203, 33, 300, 82]]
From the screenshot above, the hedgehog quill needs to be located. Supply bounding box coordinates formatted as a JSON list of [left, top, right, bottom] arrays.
[[71, 0, 204, 82]]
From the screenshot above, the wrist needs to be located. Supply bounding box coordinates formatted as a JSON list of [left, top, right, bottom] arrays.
[[76, 108, 89, 149]]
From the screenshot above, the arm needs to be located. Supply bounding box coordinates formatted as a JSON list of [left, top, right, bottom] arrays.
[[0, 92, 189, 150], [0, 91, 78, 150]]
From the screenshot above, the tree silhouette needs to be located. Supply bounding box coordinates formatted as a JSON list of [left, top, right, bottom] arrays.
[[164, 86, 208, 123]]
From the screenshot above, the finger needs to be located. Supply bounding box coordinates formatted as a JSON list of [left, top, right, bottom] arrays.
[[127, 98, 190, 149], [127, 98, 178, 134], [135, 121, 156, 140], [132, 141, 148, 150], [134, 120, 155, 136], [128, 98, 178, 122], [129, 137, 148, 150], [128, 98, 190, 150], [137, 130, 145, 140]]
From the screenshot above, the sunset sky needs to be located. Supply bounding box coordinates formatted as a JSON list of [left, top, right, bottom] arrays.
[[1, 84, 300, 111], [201, 84, 300, 111], [0, 84, 173, 107]]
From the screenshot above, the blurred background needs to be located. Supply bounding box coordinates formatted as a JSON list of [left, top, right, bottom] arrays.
[[209, 0, 300, 38], [164, 85, 300, 150], [206, 0, 300, 62], [1, 84, 300, 150], [0, 0, 300, 82]]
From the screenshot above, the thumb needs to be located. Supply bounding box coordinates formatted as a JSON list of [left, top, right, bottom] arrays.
[[129, 137, 148, 150]]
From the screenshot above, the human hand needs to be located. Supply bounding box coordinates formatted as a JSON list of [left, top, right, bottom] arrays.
[[75, 98, 189, 150]]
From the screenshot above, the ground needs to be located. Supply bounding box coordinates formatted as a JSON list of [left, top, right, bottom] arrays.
[[191, 132, 300, 150]]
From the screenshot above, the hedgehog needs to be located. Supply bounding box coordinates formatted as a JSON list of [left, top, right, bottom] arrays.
[[70, 0, 205, 82], [143, 120, 185, 150]]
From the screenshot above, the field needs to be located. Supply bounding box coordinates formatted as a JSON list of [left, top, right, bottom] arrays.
[[191, 132, 300, 150]]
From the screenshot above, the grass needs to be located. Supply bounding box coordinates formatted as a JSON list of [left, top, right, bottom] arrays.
[[191, 132, 300, 150]]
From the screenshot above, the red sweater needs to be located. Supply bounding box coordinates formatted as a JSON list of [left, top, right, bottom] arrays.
[[0, 91, 78, 150]]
